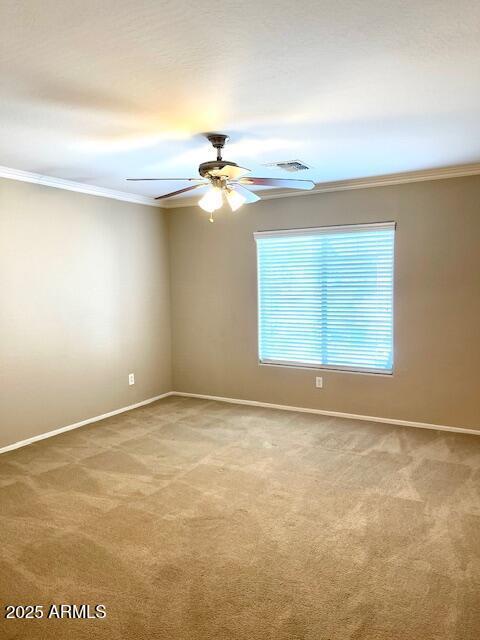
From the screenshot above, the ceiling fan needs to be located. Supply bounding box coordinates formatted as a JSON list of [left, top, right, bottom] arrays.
[[127, 133, 315, 221]]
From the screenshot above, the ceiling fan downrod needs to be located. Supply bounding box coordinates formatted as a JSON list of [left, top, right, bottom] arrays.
[[206, 133, 229, 161]]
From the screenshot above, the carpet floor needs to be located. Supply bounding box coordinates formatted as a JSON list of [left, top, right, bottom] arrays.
[[1, 396, 479, 639]]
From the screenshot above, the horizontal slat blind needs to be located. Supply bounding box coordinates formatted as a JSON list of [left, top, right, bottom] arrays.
[[255, 223, 395, 373]]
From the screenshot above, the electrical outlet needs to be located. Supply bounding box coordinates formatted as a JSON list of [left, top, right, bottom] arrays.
[[128, 373, 135, 386], [315, 376, 323, 389]]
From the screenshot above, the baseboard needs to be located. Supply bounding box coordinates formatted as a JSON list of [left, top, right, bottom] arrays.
[[2, 389, 478, 455], [172, 391, 480, 436], [0, 391, 175, 454]]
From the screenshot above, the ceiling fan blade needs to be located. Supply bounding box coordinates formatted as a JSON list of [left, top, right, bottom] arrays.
[[232, 184, 261, 204], [127, 177, 202, 181], [239, 177, 315, 190], [209, 165, 251, 180], [155, 183, 208, 200]]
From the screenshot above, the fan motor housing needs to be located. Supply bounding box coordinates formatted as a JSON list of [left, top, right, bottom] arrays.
[[198, 160, 238, 178]]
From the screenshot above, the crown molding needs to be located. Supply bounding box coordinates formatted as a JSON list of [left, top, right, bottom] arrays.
[[162, 162, 480, 209], [0, 165, 161, 207], [2, 161, 480, 210]]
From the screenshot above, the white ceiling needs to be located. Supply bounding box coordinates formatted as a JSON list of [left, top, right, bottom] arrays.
[[1, 0, 480, 201]]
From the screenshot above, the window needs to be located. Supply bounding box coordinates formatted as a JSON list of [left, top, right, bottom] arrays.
[[255, 222, 395, 373]]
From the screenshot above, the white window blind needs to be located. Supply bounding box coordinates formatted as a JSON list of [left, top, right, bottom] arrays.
[[255, 222, 395, 373]]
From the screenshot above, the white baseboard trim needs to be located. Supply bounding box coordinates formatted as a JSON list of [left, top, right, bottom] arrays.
[[0, 392, 174, 455], [2, 389, 478, 455], [172, 391, 480, 436]]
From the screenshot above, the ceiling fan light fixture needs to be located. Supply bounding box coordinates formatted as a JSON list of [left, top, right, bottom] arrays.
[[225, 187, 246, 212], [198, 187, 223, 213]]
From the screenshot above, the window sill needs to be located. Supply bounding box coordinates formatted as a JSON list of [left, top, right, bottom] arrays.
[[258, 360, 394, 377]]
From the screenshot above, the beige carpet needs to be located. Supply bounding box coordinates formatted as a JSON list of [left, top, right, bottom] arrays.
[[1, 396, 479, 639]]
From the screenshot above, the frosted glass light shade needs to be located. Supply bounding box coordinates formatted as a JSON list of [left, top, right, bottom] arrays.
[[198, 187, 223, 213], [225, 187, 246, 212]]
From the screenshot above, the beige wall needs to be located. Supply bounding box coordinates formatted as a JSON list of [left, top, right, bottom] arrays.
[[0, 179, 171, 448], [1, 174, 478, 447], [168, 175, 480, 430]]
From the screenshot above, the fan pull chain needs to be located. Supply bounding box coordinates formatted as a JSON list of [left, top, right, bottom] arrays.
[[209, 212, 214, 223]]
